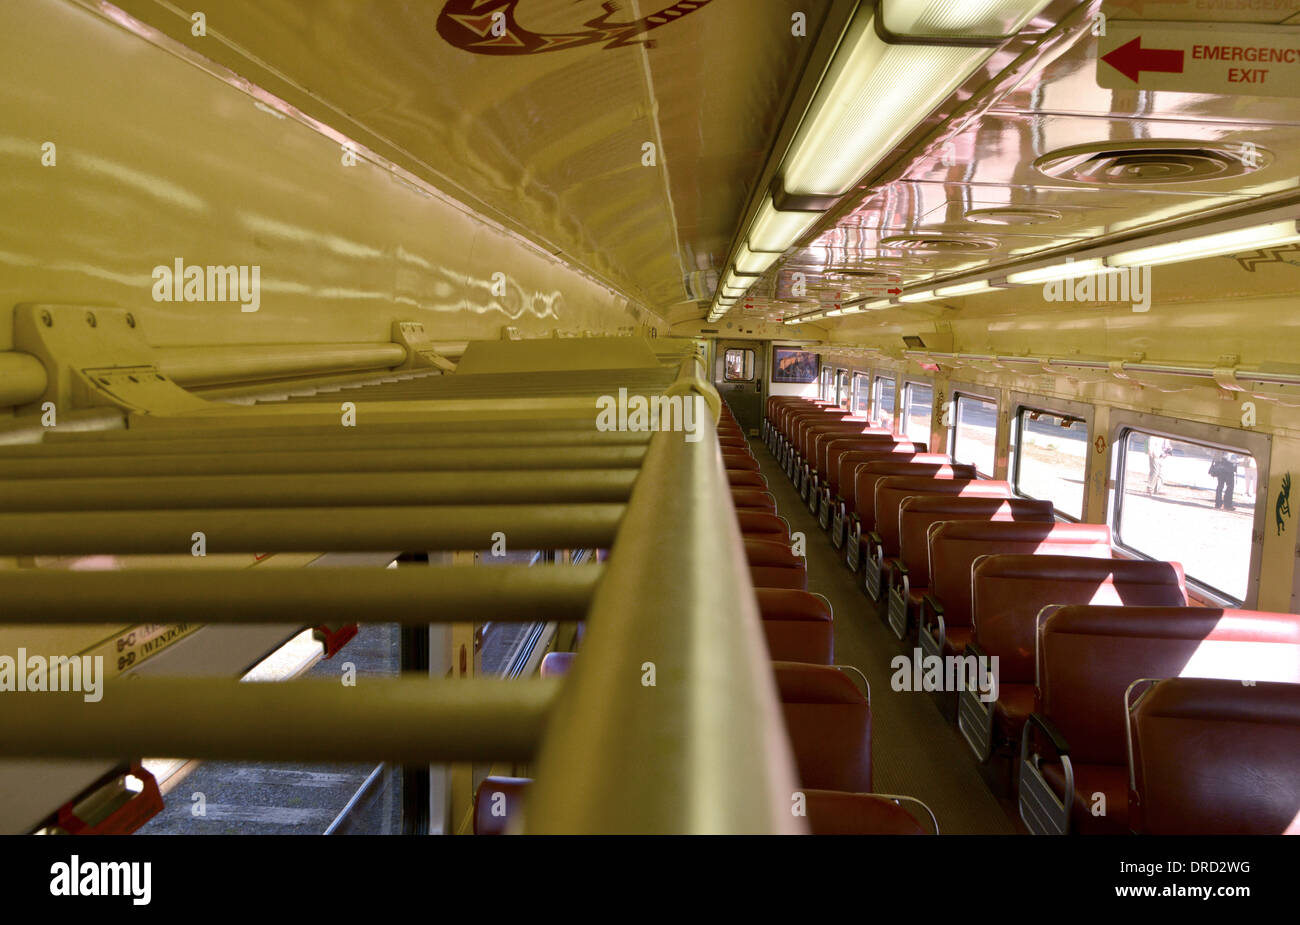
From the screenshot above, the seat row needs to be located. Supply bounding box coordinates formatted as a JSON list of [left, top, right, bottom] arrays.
[[764, 395, 1300, 835], [471, 400, 938, 834]]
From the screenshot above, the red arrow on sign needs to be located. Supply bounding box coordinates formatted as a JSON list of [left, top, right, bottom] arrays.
[[886, 287, 901, 295], [1101, 36, 1185, 83]]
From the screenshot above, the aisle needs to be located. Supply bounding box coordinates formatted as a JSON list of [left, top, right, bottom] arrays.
[[752, 437, 1016, 835]]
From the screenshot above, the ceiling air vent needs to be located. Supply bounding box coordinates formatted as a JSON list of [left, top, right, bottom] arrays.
[[1033, 140, 1269, 185], [880, 234, 998, 253]]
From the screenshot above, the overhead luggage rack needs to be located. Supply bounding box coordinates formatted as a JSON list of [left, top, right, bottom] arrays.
[[0, 337, 804, 835]]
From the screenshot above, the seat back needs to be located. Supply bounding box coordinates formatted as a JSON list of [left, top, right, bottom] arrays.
[[927, 521, 1113, 632], [972, 555, 1187, 683], [874, 478, 1012, 560], [1129, 677, 1300, 834], [1039, 605, 1300, 769], [726, 469, 768, 490], [802, 420, 885, 465], [774, 662, 872, 792], [731, 489, 778, 513], [810, 426, 894, 475], [824, 437, 924, 494], [757, 589, 834, 664], [803, 790, 930, 835], [835, 446, 924, 505], [853, 459, 974, 531], [791, 410, 860, 448], [474, 776, 531, 835], [745, 537, 806, 590], [897, 495, 1050, 588], [736, 510, 790, 543]]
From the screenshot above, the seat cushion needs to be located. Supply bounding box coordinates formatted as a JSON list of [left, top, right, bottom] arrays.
[[804, 790, 928, 835], [942, 626, 972, 657], [1041, 762, 1130, 835], [993, 683, 1036, 743]]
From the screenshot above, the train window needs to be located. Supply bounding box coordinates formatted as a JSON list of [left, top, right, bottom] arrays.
[[873, 375, 896, 431], [834, 368, 849, 407], [901, 382, 933, 442], [1115, 430, 1256, 603], [852, 372, 871, 416], [819, 366, 833, 400], [723, 348, 754, 381], [951, 393, 996, 476], [1013, 407, 1088, 519]]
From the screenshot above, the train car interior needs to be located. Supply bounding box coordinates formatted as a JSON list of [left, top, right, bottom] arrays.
[[0, 0, 1297, 854]]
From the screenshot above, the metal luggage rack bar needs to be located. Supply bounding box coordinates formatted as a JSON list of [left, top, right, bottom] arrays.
[[0, 356, 803, 834]]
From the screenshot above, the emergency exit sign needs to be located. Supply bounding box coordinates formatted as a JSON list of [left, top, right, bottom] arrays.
[[1098, 21, 1300, 98]]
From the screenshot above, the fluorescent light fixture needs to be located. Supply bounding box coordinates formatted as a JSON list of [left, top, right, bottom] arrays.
[[747, 197, 821, 252], [935, 279, 996, 297], [784, 318, 801, 325], [780, 11, 1005, 197], [1106, 220, 1300, 268], [1007, 257, 1104, 285], [825, 308, 843, 317], [840, 305, 862, 314], [724, 271, 758, 293], [735, 243, 780, 275], [722, 286, 746, 298], [883, 0, 1052, 38], [898, 289, 935, 303], [863, 299, 892, 309]]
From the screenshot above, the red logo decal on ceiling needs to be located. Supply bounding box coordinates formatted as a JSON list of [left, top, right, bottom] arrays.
[[437, 0, 712, 55]]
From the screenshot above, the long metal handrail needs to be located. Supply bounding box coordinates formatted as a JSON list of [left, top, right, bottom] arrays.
[[0, 355, 805, 833], [525, 361, 806, 833]]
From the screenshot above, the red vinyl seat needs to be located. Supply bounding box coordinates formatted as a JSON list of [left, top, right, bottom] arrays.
[[736, 510, 791, 544], [961, 555, 1187, 768], [473, 776, 531, 835], [920, 521, 1113, 666], [826, 444, 926, 549], [1020, 606, 1300, 835], [881, 488, 1041, 639], [802, 790, 935, 835], [727, 469, 768, 490], [1127, 677, 1300, 835], [757, 588, 834, 664], [732, 489, 778, 514], [745, 538, 807, 590], [849, 460, 974, 592], [775, 661, 872, 792]]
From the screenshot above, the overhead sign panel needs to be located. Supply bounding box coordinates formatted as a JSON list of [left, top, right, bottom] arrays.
[[1097, 21, 1300, 97]]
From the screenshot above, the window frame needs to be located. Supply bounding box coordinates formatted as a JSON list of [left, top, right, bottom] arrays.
[[872, 374, 897, 432], [900, 378, 934, 445], [851, 371, 872, 417], [722, 347, 755, 382], [1107, 409, 1271, 609], [1008, 394, 1095, 523], [948, 385, 1000, 478], [819, 366, 834, 401], [834, 368, 849, 408]]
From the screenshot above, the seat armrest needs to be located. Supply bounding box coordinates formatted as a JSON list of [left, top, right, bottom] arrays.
[[919, 592, 943, 630], [1023, 711, 1070, 759]]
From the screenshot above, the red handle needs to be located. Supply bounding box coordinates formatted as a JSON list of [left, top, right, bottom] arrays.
[[57, 763, 164, 835]]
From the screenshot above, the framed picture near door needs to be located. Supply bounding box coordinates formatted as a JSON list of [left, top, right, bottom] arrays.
[[772, 347, 819, 384]]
